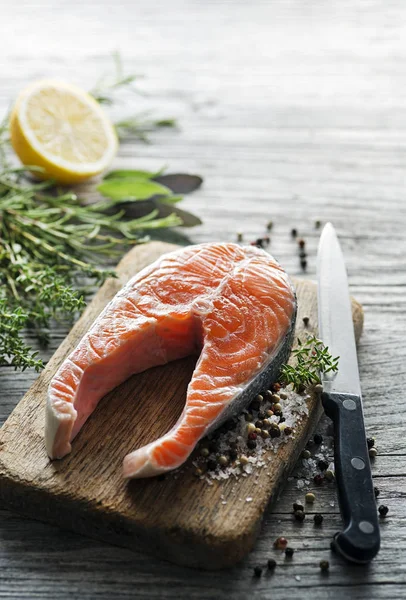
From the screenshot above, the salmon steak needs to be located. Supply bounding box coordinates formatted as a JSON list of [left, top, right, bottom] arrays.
[[45, 243, 297, 478]]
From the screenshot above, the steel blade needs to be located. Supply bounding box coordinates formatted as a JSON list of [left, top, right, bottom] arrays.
[[317, 223, 361, 396]]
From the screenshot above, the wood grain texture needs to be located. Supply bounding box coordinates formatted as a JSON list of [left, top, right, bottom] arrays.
[[1, 0, 406, 596], [0, 242, 364, 569]]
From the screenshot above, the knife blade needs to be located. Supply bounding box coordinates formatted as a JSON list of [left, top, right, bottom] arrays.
[[317, 223, 380, 563]]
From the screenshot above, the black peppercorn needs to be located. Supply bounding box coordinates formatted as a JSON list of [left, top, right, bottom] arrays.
[[293, 502, 304, 512], [314, 513, 323, 525], [207, 458, 217, 471], [314, 474, 324, 486], [267, 558, 276, 570], [258, 411, 267, 420], [247, 439, 257, 450], [314, 433, 323, 444], [253, 566, 262, 577], [320, 560, 329, 572], [378, 505, 389, 517], [367, 437, 375, 449], [318, 459, 329, 471], [291, 228, 298, 238], [269, 425, 281, 438], [294, 510, 305, 522], [300, 258, 307, 270], [255, 420, 264, 428], [285, 547, 294, 558], [302, 316, 309, 326], [250, 399, 261, 411]]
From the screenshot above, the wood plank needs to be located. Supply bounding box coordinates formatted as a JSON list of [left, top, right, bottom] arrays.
[[0, 242, 363, 569]]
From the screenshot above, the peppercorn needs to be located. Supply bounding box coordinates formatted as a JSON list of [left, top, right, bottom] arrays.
[[318, 459, 329, 471], [250, 399, 261, 411], [247, 439, 257, 450], [300, 258, 307, 271], [256, 238, 265, 248], [279, 392, 288, 400], [325, 469, 335, 481], [291, 228, 298, 238], [194, 467, 204, 477], [369, 447, 378, 459], [273, 410, 282, 419], [314, 513, 323, 525], [293, 502, 304, 512], [305, 492, 316, 503], [269, 425, 281, 438], [255, 420, 264, 428], [315, 219, 321, 229], [200, 447, 210, 458], [262, 418, 271, 428], [267, 220, 273, 231], [271, 382, 281, 392], [248, 432, 257, 441], [320, 560, 329, 572], [258, 411, 267, 420], [253, 566, 262, 577], [374, 486, 380, 498], [378, 505, 389, 517], [261, 429, 270, 439], [284, 426, 293, 436], [266, 409, 274, 417], [239, 455, 249, 465], [314, 474, 324, 486], [298, 238, 305, 249], [267, 558, 277, 570], [302, 316, 309, 326], [273, 403, 282, 413], [285, 547, 294, 558], [237, 231, 243, 242], [367, 437, 375, 449], [274, 536, 288, 549], [229, 449, 238, 460], [218, 455, 229, 467], [314, 383, 323, 395], [255, 427, 262, 435], [247, 422, 256, 434], [207, 458, 217, 471], [294, 510, 305, 522], [314, 433, 323, 445], [264, 389, 273, 399], [245, 413, 253, 422], [301, 449, 311, 459]]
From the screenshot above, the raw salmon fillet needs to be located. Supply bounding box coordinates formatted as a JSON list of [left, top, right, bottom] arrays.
[[45, 243, 296, 478]]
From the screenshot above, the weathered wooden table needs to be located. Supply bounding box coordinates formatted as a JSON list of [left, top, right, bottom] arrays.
[[1, 1, 405, 598]]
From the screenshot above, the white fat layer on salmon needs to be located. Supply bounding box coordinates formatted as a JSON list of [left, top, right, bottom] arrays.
[[45, 243, 296, 478]]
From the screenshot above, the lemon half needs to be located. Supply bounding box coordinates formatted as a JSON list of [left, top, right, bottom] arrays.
[[10, 80, 118, 184]]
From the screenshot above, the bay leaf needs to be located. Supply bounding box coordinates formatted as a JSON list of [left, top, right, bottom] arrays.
[[153, 173, 203, 195]]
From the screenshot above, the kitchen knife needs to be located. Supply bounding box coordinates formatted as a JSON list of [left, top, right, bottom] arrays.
[[317, 222, 380, 563]]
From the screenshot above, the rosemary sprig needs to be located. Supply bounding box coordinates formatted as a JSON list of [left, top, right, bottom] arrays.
[[280, 335, 339, 392]]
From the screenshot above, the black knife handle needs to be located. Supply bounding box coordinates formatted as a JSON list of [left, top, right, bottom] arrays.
[[322, 392, 380, 563]]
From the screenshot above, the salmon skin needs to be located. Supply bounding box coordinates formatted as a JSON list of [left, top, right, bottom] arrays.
[[45, 243, 297, 479]]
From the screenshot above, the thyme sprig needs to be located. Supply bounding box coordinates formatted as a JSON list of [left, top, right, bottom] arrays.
[[281, 335, 339, 392], [0, 167, 182, 371]]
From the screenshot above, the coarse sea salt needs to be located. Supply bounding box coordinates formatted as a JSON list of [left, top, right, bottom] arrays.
[[190, 385, 310, 485]]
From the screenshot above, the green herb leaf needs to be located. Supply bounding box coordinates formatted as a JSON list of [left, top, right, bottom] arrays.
[[103, 168, 165, 180], [97, 178, 172, 201], [280, 335, 339, 392]]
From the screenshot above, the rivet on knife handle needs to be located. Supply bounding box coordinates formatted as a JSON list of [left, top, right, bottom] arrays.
[[322, 391, 380, 563]]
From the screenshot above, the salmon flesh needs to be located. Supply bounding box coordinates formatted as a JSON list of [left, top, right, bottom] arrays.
[[45, 243, 297, 478]]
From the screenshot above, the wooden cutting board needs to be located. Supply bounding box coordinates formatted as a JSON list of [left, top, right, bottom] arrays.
[[0, 242, 363, 569]]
